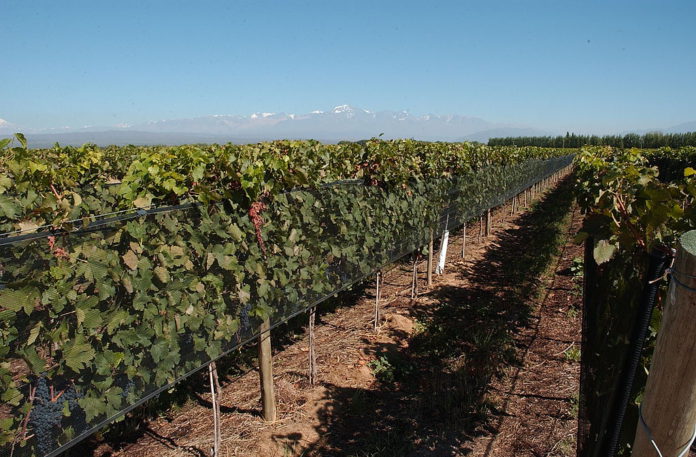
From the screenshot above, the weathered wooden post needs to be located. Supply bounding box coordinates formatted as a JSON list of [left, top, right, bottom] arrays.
[[632, 230, 696, 457], [258, 318, 276, 421]]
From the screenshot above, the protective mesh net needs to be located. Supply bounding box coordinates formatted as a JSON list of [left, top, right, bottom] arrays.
[[0, 155, 572, 457]]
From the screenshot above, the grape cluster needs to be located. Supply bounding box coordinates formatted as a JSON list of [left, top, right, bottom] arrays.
[[28, 377, 62, 455], [120, 378, 135, 400], [179, 332, 194, 352], [240, 303, 252, 331], [61, 385, 87, 435]]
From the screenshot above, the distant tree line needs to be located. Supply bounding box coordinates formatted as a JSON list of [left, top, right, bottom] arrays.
[[488, 131, 696, 148]]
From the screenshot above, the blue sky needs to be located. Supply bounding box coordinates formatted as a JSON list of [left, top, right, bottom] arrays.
[[2, 0, 695, 133]]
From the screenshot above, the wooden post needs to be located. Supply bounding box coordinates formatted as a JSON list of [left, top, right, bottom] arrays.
[[523, 188, 527, 207], [374, 271, 381, 330], [485, 208, 492, 237], [209, 362, 221, 457], [461, 223, 467, 259], [478, 216, 483, 243], [258, 318, 276, 422], [308, 307, 317, 385], [427, 228, 434, 287], [632, 230, 696, 457]]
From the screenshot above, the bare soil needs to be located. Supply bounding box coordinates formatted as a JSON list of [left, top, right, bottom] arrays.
[[77, 175, 583, 457]]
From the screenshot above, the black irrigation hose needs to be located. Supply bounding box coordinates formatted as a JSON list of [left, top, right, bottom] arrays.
[[603, 245, 673, 457]]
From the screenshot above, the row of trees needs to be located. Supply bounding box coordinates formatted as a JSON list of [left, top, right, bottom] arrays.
[[488, 131, 696, 148]]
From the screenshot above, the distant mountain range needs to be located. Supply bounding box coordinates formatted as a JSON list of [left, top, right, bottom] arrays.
[[0, 106, 694, 147]]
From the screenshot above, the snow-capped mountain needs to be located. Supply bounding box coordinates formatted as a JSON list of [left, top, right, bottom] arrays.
[[0, 107, 546, 146], [3, 108, 695, 147], [117, 105, 504, 141], [0, 118, 18, 134]]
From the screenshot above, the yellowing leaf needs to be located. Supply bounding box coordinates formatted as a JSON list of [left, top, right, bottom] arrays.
[[70, 191, 83, 206], [122, 250, 139, 270], [238, 287, 250, 304], [122, 276, 134, 293], [229, 223, 244, 242], [27, 322, 42, 346], [17, 220, 39, 233], [133, 195, 152, 209], [154, 266, 170, 283], [685, 167, 695, 177], [76, 308, 86, 326]]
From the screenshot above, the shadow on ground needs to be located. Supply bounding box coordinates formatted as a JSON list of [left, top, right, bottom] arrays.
[[290, 178, 577, 457]]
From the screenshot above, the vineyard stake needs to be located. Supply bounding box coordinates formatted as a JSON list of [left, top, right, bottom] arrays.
[[485, 208, 492, 237], [208, 362, 221, 457], [632, 231, 696, 457], [436, 225, 449, 275], [524, 188, 528, 207], [374, 271, 382, 330], [427, 228, 434, 287], [461, 223, 467, 259], [478, 216, 483, 243], [411, 254, 418, 299], [308, 307, 317, 385], [436, 214, 450, 275], [258, 318, 276, 422]]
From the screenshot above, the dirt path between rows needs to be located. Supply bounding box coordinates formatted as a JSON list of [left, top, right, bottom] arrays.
[[81, 175, 582, 457]]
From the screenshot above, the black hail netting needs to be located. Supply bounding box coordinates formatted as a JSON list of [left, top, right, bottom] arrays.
[[0, 155, 572, 457]]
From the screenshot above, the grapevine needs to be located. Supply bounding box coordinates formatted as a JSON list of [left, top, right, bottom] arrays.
[[0, 135, 572, 456], [574, 145, 696, 455]]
